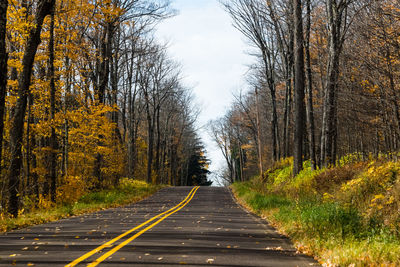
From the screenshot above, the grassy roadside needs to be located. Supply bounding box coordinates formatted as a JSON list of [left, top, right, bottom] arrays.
[[0, 179, 164, 232], [232, 157, 400, 266]]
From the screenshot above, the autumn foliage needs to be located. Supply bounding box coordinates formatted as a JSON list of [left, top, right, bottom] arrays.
[[0, 0, 210, 218]]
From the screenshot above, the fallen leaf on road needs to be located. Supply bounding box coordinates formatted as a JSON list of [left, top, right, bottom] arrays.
[[265, 246, 283, 251]]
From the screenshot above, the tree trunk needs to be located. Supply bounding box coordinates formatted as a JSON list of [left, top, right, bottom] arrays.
[[0, 0, 7, 176], [27, 94, 39, 206], [293, 0, 306, 176], [321, 0, 346, 167], [127, 85, 135, 178], [322, 43, 340, 166], [271, 87, 280, 161], [26, 94, 32, 193], [154, 106, 161, 183], [305, 0, 316, 170], [61, 55, 71, 178], [97, 24, 112, 104], [48, 8, 58, 202], [261, 50, 279, 162], [111, 29, 122, 142], [255, 87, 264, 178], [145, 103, 154, 184], [283, 80, 289, 158], [7, 0, 55, 217], [147, 125, 154, 184], [93, 22, 113, 187]]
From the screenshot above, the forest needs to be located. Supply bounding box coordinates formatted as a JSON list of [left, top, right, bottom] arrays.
[[218, 1, 400, 264], [0, 0, 211, 219], [212, 0, 400, 184]]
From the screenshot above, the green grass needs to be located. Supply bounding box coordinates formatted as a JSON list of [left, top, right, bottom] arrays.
[[232, 159, 400, 266], [0, 179, 163, 232]]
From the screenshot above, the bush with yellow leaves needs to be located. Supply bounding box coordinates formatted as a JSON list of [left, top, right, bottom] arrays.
[[56, 176, 86, 204], [337, 161, 400, 227]]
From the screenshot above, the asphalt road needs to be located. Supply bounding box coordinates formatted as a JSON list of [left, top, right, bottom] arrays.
[[0, 186, 319, 266]]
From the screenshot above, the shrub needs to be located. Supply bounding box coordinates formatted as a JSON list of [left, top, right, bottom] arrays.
[[56, 176, 86, 204], [314, 163, 364, 194]]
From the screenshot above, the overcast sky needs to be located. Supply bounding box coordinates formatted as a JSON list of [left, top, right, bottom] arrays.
[[156, 0, 252, 184]]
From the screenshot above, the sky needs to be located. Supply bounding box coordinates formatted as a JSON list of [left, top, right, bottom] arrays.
[[155, 0, 252, 185]]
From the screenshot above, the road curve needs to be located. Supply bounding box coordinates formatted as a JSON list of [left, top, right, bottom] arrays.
[[0, 187, 319, 266]]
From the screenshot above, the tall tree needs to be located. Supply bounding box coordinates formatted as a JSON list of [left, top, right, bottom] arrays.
[[7, 0, 55, 217], [293, 0, 306, 175], [48, 6, 58, 202], [305, 0, 316, 170], [0, 0, 7, 176], [255, 86, 264, 178], [320, 0, 354, 166], [222, 0, 280, 162]]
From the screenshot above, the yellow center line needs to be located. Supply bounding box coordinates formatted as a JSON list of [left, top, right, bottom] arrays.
[[65, 186, 199, 267], [87, 186, 200, 267]]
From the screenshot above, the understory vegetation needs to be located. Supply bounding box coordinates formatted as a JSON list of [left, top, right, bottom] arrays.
[[0, 179, 162, 232], [232, 155, 400, 266]]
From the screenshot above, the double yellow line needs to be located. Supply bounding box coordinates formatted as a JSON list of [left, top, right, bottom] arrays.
[[65, 186, 200, 267]]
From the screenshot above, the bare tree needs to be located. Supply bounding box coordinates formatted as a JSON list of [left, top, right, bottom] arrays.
[[305, 0, 316, 170], [293, 0, 306, 175], [222, 0, 280, 162], [320, 0, 358, 166]]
